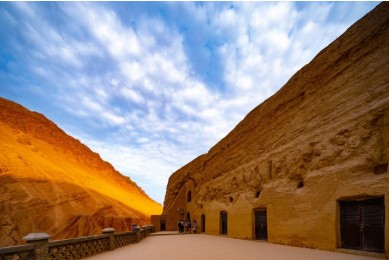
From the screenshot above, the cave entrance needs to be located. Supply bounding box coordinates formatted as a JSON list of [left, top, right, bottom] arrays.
[[340, 197, 384, 253], [160, 217, 166, 231], [201, 214, 206, 233], [220, 211, 228, 235], [254, 209, 268, 240]]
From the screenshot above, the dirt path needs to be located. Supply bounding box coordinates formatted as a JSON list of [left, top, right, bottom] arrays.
[[88, 234, 378, 260]]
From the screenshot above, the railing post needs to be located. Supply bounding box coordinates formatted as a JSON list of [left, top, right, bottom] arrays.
[[23, 233, 50, 260], [136, 229, 141, 242], [102, 228, 115, 251]]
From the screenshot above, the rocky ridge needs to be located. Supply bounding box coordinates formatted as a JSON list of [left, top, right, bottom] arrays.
[[0, 98, 144, 195], [0, 98, 162, 246]]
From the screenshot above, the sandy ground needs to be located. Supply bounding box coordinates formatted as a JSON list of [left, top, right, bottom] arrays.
[[88, 233, 378, 260]]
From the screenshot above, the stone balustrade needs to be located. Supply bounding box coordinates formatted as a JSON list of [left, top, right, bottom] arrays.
[[0, 244, 35, 260], [0, 225, 155, 260]]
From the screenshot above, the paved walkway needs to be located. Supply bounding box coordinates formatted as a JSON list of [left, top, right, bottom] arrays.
[[88, 233, 380, 260]]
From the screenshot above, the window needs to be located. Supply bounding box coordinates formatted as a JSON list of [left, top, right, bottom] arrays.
[[187, 190, 192, 202]]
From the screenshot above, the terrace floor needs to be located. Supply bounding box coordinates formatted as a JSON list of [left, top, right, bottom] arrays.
[[88, 232, 380, 260]]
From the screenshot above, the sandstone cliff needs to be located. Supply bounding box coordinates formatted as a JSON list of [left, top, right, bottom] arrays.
[[163, 3, 389, 249], [0, 98, 162, 246]]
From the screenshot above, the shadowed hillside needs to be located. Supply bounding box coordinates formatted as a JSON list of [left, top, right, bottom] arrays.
[[0, 97, 162, 246]]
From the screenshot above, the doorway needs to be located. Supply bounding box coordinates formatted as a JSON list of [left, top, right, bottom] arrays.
[[340, 197, 384, 253], [186, 211, 191, 220], [201, 214, 206, 232], [254, 209, 268, 240], [220, 211, 228, 235], [160, 217, 166, 231]]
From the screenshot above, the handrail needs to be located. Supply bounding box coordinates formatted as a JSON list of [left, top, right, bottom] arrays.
[[0, 225, 155, 260]]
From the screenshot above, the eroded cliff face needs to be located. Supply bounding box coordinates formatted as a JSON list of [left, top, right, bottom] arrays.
[[163, 3, 389, 250], [0, 98, 162, 246]]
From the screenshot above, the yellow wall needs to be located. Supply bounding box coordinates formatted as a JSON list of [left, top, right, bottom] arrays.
[[385, 194, 389, 258], [166, 183, 187, 231], [161, 171, 388, 258], [183, 178, 388, 257]]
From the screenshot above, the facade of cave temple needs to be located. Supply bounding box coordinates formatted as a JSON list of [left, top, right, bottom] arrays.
[[152, 3, 389, 258]]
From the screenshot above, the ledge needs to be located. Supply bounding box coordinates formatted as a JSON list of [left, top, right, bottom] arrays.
[[114, 231, 136, 237], [0, 244, 34, 254], [102, 228, 115, 233], [23, 233, 51, 242], [49, 234, 108, 247]]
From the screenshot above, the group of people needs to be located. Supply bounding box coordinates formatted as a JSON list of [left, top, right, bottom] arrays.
[[178, 219, 197, 234]]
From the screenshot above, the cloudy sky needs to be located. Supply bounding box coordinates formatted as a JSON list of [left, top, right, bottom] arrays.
[[0, 2, 379, 204]]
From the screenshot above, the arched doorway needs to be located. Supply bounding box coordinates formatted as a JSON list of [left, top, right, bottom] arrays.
[[186, 211, 191, 220], [201, 214, 206, 232], [220, 211, 227, 235]]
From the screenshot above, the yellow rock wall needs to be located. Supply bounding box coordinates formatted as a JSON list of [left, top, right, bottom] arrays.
[[163, 3, 389, 257], [0, 98, 162, 246]]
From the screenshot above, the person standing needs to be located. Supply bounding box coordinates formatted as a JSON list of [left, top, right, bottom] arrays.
[[193, 220, 197, 233], [188, 219, 192, 233], [177, 219, 183, 233], [184, 219, 188, 233]]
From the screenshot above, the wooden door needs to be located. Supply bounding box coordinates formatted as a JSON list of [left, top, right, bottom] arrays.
[[255, 210, 268, 240], [220, 211, 228, 235], [340, 197, 384, 253], [201, 214, 206, 233], [160, 217, 166, 231]]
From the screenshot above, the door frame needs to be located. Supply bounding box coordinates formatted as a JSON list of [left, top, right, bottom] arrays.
[[338, 196, 385, 253], [253, 208, 268, 241], [201, 214, 206, 233], [160, 216, 166, 231], [220, 211, 228, 235]]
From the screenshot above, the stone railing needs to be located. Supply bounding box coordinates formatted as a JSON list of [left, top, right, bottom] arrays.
[[0, 244, 34, 260], [0, 225, 155, 260]]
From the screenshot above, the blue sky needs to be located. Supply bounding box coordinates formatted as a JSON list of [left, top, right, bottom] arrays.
[[0, 2, 379, 205]]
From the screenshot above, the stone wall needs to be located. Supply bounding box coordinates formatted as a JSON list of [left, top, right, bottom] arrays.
[[162, 2, 389, 258], [152, 180, 196, 232]]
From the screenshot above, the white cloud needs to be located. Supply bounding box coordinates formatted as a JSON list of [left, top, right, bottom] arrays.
[[13, 2, 35, 17], [101, 112, 126, 126], [22, 21, 78, 68], [121, 88, 144, 104], [2, 1, 378, 204], [121, 61, 145, 82], [81, 96, 104, 112], [76, 5, 141, 59]]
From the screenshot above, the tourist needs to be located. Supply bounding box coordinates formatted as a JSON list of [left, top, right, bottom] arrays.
[[184, 219, 188, 233], [188, 219, 192, 233], [177, 219, 183, 233], [193, 220, 197, 233]]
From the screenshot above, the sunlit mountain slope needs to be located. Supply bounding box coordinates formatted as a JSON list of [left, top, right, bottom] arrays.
[[0, 97, 162, 246]]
